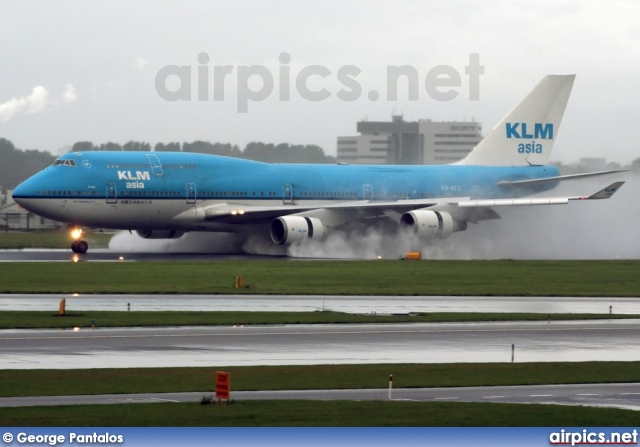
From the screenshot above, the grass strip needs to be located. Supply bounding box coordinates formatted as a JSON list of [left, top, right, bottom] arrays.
[[0, 310, 634, 329], [0, 231, 112, 249], [0, 260, 639, 296], [1, 400, 637, 426], [2, 362, 640, 398]]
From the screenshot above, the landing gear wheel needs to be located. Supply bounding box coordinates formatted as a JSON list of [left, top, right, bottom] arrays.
[[71, 240, 89, 254]]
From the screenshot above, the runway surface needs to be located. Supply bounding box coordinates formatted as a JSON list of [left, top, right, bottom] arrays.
[[1, 383, 639, 410], [2, 320, 640, 369], [0, 248, 279, 262], [2, 294, 638, 314]]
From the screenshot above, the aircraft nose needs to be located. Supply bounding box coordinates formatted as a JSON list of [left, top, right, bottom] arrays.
[[12, 177, 37, 205]]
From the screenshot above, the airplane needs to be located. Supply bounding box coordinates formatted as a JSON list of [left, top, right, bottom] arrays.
[[12, 74, 625, 255]]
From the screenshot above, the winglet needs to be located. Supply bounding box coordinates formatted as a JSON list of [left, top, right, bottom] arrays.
[[586, 181, 625, 200]]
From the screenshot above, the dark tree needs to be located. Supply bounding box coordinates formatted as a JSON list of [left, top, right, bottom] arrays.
[[122, 141, 152, 152], [154, 142, 181, 152], [182, 141, 242, 157], [97, 142, 123, 151], [71, 141, 95, 152], [0, 138, 55, 189]]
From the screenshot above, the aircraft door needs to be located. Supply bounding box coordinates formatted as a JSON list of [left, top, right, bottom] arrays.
[[146, 154, 164, 176], [283, 183, 293, 205], [186, 183, 196, 204], [106, 182, 117, 204], [363, 184, 373, 200]]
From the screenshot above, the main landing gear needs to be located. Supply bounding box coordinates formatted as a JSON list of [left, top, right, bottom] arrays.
[[70, 228, 89, 254]]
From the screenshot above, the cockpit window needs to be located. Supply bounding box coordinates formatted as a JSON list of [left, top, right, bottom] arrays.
[[51, 159, 77, 167]]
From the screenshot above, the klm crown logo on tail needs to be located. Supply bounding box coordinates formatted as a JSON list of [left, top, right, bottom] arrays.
[[506, 123, 554, 155]]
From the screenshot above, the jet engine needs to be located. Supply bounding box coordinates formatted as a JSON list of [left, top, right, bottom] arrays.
[[400, 210, 466, 239], [270, 216, 325, 245], [136, 230, 185, 239]]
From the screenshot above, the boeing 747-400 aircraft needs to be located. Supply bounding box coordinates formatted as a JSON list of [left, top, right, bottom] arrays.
[[12, 74, 625, 254]]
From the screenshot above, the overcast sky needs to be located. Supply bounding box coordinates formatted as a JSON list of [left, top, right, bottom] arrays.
[[1, 0, 638, 163]]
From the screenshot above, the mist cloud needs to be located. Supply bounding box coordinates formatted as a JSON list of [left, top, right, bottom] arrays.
[[62, 83, 77, 104], [108, 230, 245, 253], [423, 176, 639, 260], [0, 84, 77, 122], [0, 86, 48, 122]]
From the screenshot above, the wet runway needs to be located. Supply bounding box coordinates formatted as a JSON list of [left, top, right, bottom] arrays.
[[0, 248, 280, 262], [1, 293, 639, 314], [2, 320, 640, 370]]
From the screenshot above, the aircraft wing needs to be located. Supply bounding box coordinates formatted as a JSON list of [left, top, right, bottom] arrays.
[[199, 197, 462, 224], [460, 181, 624, 207], [196, 181, 624, 225], [497, 170, 628, 187]]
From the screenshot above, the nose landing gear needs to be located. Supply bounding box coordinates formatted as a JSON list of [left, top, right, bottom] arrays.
[[71, 240, 89, 254], [70, 228, 89, 254]]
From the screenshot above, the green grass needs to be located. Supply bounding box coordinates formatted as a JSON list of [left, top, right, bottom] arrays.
[[0, 310, 633, 329], [1, 260, 639, 295], [1, 400, 637, 426], [3, 363, 640, 426], [0, 230, 112, 249], [2, 362, 640, 397]]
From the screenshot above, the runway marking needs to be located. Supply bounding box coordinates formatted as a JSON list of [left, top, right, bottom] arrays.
[[482, 396, 505, 399], [620, 393, 640, 396], [434, 397, 458, 400], [149, 398, 180, 403], [530, 394, 554, 397], [576, 393, 599, 396]]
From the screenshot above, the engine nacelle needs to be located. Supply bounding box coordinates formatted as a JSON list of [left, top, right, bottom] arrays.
[[136, 230, 185, 239], [270, 216, 326, 245], [400, 210, 466, 240]]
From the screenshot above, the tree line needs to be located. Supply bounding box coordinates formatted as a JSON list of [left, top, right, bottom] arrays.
[[0, 138, 337, 190], [70, 140, 336, 164]]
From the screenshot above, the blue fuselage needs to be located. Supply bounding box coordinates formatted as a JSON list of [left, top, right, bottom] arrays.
[[12, 151, 560, 230], [14, 151, 560, 200]]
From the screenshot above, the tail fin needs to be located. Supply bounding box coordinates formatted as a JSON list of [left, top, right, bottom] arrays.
[[457, 74, 575, 166]]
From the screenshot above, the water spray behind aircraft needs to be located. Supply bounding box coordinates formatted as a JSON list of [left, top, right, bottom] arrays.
[[108, 174, 638, 259]]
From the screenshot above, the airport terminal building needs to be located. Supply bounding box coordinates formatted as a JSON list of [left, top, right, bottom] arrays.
[[337, 116, 482, 165]]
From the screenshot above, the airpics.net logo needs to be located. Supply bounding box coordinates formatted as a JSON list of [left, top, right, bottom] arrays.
[[155, 53, 484, 112]]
